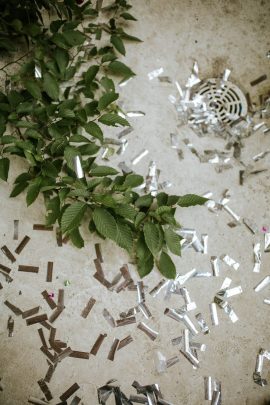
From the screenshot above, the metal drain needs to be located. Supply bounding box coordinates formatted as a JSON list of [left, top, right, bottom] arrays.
[[195, 79, 248, 124]]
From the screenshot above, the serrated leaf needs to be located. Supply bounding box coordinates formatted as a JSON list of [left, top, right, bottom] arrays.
[[25, 80, 42, 100], [45, 196, 60, 225], [156, 206, 172, 215], [167, 195, 180, 206], [158, 251, 176, 279], [136, 234, 154, 278], [123, 173, 144, 188], [143, 222, 162, 256], [110, 35, 125, 55], [120, 12, 137, 21], [41, 161, 59, 178], [0, 158, 10, 181], [26, 178, 42, 206], [54, 48, 69, 76], [61, 30, 85, 46], [116, 219, 133, 252], [84, 122, 103, 142], [98, 92, 119, 111], [91, 165, 118, 176], [69, 227, 84, 248], [177, 194, 208, 207], [43, 73, 59, 100], [61, 202, 87, 233], [85, 65, 99, 85], [134, 212, 146, 228], [98, 113, 130, 127], [64, 146, 80, 170], [78, 143, 100, 155], [135, 194, 153, 208], [164, 227, 181, 256], [108, 61, 135, 78], [114, 204, 137, 221], [92, 207, 117, 240]]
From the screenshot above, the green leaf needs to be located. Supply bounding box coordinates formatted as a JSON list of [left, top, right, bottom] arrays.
[[92, 207, 117, 240], [64, 146, 80, 170], [110, 35, 125, 55], [26, 178, 42, 206], [45, 196, 60, 225], [98, 92, 119, 111], [84, 122, 103, 142], [54, 48, 69, 76], [98, 113, 130, 127], [143, 222, 162, 256], [135, 194, 153, 208], [177, 194, 208, 207], [123, 174, 144, 188], [91, 166, 118, 176], [69, 227, 84, 248], [61, 202, 87, 233], [42, 161, 59, 178], [43, 73, 59, 100], [100, 76, 115, 93], [10, 182, 28, 198], [164, 227, 181, 256], [134, 212, 146, 228], [136, 234, 154, 278], [0, 158, 10, 181], [158, 251, 176, 279], [61, 30, 86, 46], [85, 65, 99, 85], [78, 143, 100, 155], [114, 204, 137, 221], [116, 219, 133, 252], [25, 80, 42, 100], [120, 12, 137, 21], [108, 61, 135, 78]]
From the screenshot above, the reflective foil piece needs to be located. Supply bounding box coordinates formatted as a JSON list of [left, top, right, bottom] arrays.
[[132, 149, 149, 165], [73, 156, 84, 179], [35, 64, 42, 78], [211, 256, 220, 277], [202, 234, 208, 254], [155, 351, 167, 374], [145, 161, 159, 196], [243, 218, 258, 234], [253, 243, 261, 273], [254, 276, 270, 292], [209, 303, 219, 326], [126, 111, 145, 117], [148, 67, 164, 80], [264, 233, 270, 252], [195, 313, 209, 334], [220, 254, 240, 270], [137, 322, 158, 341], [204, 376, 212, 400]]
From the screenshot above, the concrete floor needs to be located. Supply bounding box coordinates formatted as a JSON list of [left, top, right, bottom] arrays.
[[1, 0, 270, 404]]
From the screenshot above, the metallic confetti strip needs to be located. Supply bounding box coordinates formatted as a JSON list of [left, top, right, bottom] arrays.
[[264, 233, 270, 252], [220, 254, 240, 270], [148, 67, 164, 80], [209, 303, 219, 326], [253, 349, 270, 386], [145, 161, 159, 196], [126, 111, 145, 117], [254, 276, 270, 292], [132, 149, 149, 165], [243, 218, 258, 234], [13, 220, 19, 240], [253, 243, 261, 273], [211, 256, 220, 277], [196, 313, 209, 334], [73, 156, 84, 179], [137, 322, 158, 341]]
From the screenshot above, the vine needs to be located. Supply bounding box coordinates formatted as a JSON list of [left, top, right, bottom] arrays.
[[0, 0, 207, 279]]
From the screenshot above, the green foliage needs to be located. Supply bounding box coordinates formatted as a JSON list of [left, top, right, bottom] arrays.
[[0, 0, 206, 279]]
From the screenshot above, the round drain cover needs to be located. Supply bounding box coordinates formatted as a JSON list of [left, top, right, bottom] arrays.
[[195, 79, 248, 124]]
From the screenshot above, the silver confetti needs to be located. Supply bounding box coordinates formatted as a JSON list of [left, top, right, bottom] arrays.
[[209, 303, 219, 326], [264, 233, 270, 252], [126, 111, 145, 117], [158, 76, 172, 83], [117, 126, 134, 139], [263, 299, 270, 305], [145, 161, 159, 196], [102, 308, 115, 328], [224, 286, 243, 298], [138, 302, 152, 319], [13, 220, 19, 240], [137, 321, 158, 341], [195, 313, 209, 334], [119, 77, 133, 87], [220, 254, 240, 270], [254, 276, 270, 292], [211, 256, 220, 277], [73, 156, 84, 179], [253, 243, 261, 273], [132, 149, 149, 165], [252, 150, 270, 161], [137, 281, 145, 303], [148, 67, 164, 80], [35, 64, 42, 78], [243, 218, 258, 234], [155, 351, 167, 374], [204, 376, 213, 401], [202, 234, 208, 254]]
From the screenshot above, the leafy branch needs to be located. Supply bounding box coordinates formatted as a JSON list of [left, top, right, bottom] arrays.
[[0, 0, 207, 279]]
